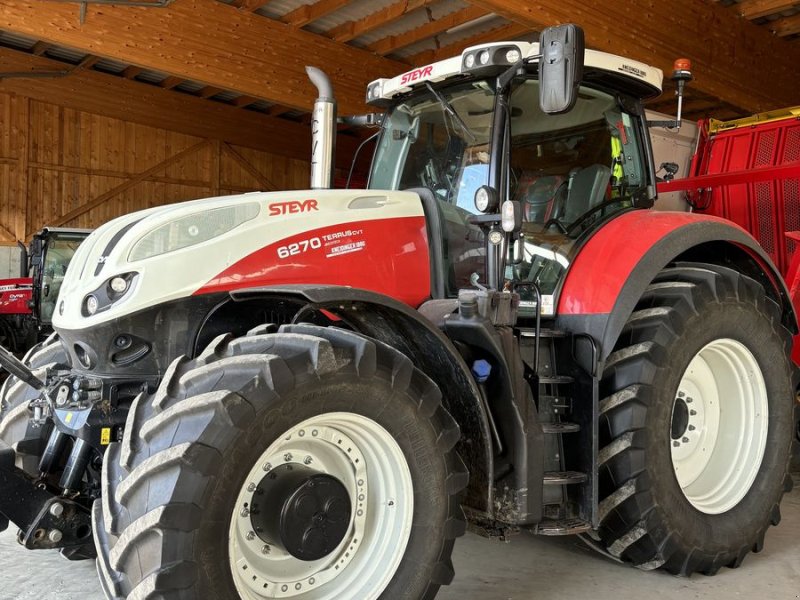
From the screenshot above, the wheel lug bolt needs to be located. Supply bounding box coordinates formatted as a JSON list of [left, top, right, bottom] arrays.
[[673, 440, 680, 447], [303, 456, 312, 465], [262, 545, 271, 555], [262, 462, 272, 472], [678, 391, 685, 398], [284, 453, 293, 462], [686, 397, 693, 403], [247, 483, 256, 492], [690, 410, 697, 416], [688, 425, 696, 431], [682, 437, 689, 443], [246, 531, 255, 541], [241, 507, 249, 517]]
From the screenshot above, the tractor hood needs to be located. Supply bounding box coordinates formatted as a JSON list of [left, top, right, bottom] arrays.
[[53, 189, 431, 330]]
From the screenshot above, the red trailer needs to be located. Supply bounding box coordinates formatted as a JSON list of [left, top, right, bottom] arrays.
[[658, 107, 800, 362]]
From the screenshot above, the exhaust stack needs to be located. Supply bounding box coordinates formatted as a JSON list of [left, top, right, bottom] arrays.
[[306, 66, 336, 189]]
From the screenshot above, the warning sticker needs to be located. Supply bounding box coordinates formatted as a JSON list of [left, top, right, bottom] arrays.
[[100, 427, 111, 445]]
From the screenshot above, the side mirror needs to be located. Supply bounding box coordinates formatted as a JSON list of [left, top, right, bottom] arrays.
[[539, 24, 585, 114]]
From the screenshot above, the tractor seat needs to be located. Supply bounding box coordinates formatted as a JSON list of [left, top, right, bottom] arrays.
[[561, 164, 612, 225], [515, 174, 566, 223]]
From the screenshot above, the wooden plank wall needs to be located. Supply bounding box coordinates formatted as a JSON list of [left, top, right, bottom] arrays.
[[0, 90, 311, 245]]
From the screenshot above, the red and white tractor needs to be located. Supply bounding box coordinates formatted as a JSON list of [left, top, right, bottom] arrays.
[[0, 24, 797, 600]]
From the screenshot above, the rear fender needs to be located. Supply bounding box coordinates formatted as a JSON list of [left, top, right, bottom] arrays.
[[557, 211, 797, 362], [219, 285, 494, 514]]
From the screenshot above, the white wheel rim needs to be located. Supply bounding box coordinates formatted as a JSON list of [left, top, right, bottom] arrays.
[[670, 338, 768, 514], [228, 412, 414, 599]]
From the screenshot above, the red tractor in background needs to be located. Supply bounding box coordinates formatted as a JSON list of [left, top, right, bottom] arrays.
[[0, 228, 89, 355], [0, 24, 797, 600]]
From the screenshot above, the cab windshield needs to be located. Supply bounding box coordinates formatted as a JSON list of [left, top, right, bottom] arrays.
[[369, 80, 496, 208]]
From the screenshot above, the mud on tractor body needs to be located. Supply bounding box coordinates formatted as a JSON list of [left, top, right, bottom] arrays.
[[0, 24, 797, 600]]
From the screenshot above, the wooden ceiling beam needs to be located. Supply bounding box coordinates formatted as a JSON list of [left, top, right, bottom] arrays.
[[268, 105, 292, 116], [772, 13, 800, 36], [121, 65, 143, 79], [76, 54, 100, 69], [464, 0, 800, 113], [367, 6, 487, 55], [233, 94, 259, 108], [0, 47, 359, 168], [737, 0, 799, 20], [327, 0, 436, 43], [198, 85, 224, 98], [30, 41, 50, 56], [410, 21, 530, 66], [282, 0, 348, 28], [159, 75, 184, 89], [0, 0, 408, 115]]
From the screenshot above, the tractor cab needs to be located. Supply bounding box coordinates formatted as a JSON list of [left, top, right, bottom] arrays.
[[27, 228, 91, 325], [366, 32, 662, 313]]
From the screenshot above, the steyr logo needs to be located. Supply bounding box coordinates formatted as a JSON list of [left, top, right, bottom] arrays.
[[268, 199, 319, 216], [400, 65, 433, 85]]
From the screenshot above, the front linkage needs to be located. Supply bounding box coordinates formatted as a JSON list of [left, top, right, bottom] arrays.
[[0, 344, 138, 557]]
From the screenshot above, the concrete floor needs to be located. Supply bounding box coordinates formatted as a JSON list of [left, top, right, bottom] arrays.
[[1, 477, 798, 600]]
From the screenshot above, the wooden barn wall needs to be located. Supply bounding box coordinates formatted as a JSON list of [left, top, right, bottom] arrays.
[[0, 90, 311, 245]]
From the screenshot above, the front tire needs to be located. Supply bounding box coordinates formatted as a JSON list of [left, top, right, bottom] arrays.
[[96, 324, 467, 599], [596, 263, 794, 575], [0, 335, 66, 475]]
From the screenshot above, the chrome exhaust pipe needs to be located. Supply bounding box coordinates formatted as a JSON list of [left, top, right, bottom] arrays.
[[306, 66, 336, 189]]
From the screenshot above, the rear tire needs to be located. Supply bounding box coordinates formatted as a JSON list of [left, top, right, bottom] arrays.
[[96, 324, 467, 599], [596, 263, 794, 575]]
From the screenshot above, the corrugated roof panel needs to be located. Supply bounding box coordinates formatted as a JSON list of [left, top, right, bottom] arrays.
[[393, 37, 437, 60], [212, 90, 240, 102], [175, 80, 206, 93], [392, 14, 512, 60], [306, 0, 398, 34], [255, 0, 313, 19], [0, 30, 38, 51], [93, 57, 129, 74], [41, 45, 86, 64], [135, 69, 169, 84], [350, 0, 468, 47], [246, 99, 273, 111], [753, 6, 800, 24]]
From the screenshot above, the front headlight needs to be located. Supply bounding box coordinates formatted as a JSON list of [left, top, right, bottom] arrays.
[[128, 202, 260, 262], [81, 272, 138, 317]]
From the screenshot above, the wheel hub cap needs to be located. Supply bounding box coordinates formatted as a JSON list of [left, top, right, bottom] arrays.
[[250, 464, 352, 561]]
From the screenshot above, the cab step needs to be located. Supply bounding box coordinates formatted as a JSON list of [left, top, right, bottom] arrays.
[[543, 470, 587, 485], [541, 422, 580, 434], [535, 517, 592, 536], [538, 375, 574, 385], [520, 328, 569, 339]]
